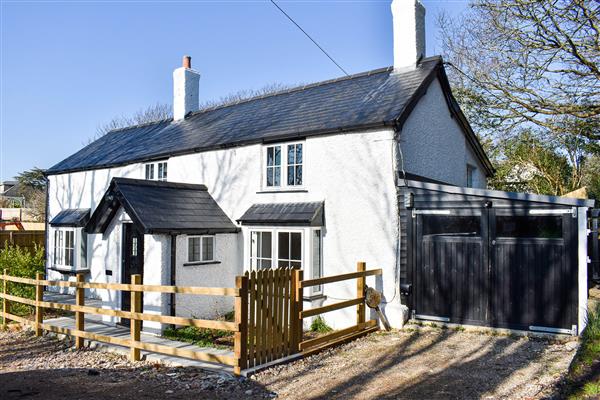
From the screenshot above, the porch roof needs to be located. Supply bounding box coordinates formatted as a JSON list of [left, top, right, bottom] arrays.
[[85, 178, 240, 235], [50, 208, 91, 227], [237, 202, 325, 226]]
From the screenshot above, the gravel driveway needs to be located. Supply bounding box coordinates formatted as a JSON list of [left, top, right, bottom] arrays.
[[1, 325, 578, 399], [254, 326, 578, 399]]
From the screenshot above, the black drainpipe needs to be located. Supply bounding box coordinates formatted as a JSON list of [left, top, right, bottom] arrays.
[[170, 234, 177, 319]]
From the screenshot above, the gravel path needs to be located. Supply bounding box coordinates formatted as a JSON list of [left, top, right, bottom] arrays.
[[254, 326, 579, 399], [0, 327, 272, 400]]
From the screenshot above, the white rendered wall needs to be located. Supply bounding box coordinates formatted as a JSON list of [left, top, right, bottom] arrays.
[[142, 234, 171, 334], [399, 77, 488, 188], [175, 233, 241, 319]]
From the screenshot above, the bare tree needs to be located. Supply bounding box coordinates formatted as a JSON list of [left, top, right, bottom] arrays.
[[198, 82, 303, 110], [94, 103, 172, 139], [439, 0, 599, 140]]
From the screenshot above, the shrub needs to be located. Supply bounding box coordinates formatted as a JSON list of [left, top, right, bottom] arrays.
[[0, 243, 45, 317], [310, 316, 333, 333], [163, 326, 232, 348]]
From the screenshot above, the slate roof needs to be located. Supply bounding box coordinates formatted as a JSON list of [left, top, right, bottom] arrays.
[[238, 202, 324, 226], [85, 178, 239, 234], [47, 56, 494, 175], [50, 208, 91, 227]]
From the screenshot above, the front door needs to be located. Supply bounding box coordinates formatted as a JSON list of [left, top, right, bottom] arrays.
[[120, 223, 144, 327]]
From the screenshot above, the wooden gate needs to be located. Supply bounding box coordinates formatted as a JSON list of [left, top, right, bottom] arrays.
[[245, 268, 298, 368]]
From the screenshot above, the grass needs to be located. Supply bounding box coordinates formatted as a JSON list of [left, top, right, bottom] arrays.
[[563, 302, 600, 399], [310, 316, 333, 334], [162, 311, 235, 349]]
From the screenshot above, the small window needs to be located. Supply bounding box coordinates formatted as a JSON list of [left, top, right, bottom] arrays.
[[157, 162, 168, 181], [287, 144, 303, 186], [145, 164, 154, 180], [496, 215, 562, 239], [422, 215, 481, 237], [54, 228, 75, 267], [467, 164, 476, 188], [188, 236, 215, 262], [266, 146, 281, 187], [145, 161, 168, 181], [251, 231, 273, 269]]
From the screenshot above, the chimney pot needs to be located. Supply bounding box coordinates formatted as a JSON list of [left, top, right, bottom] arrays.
[[183, 55, 191, 69]]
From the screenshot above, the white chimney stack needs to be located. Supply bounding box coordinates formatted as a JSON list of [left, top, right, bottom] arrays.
[[173, 55, 200, 121], [391, 0, 426, 71]]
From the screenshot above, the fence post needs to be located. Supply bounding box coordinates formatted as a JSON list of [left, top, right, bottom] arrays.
[[75, 273, 85, 348], [291, 269, 303, 353], [357, 262, 366, 326], [130, 274, 142, 362], [35, 272, 44, 336], [2, 269, 8, 327], [234, 275, 248, 375]]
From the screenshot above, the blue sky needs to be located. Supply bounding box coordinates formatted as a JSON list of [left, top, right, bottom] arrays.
[[0, 0, 468, 181]]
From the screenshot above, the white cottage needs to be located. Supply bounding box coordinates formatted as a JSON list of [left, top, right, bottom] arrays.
[[45, 0, 500, 334]]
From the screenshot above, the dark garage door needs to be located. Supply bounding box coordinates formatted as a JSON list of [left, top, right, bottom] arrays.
[[413, 208, 578, 333]]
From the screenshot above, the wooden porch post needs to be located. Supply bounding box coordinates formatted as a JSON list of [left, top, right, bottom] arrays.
[[234, 275, 248, 375], [357, 262, 366, 325], [130, 274, 142, 361], [291, 269, 303, 353], [75, 273, 85, 348], [35, 272, 44, 336]]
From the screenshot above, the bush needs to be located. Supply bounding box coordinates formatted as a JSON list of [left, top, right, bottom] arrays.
[[163, 326, 232, 348], [310, 316, 333, 333], [0, 244, 45, 317]]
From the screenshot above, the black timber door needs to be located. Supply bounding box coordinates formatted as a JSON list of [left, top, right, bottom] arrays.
[[120, 223, 144, 327], [414, 209, 489, 325], [413, 207, 578, 332], [489, 209, 578, 332]]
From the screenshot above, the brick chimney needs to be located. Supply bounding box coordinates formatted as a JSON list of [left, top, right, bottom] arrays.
[[173, 55, 200, 121], [391, 0, 426, 71]]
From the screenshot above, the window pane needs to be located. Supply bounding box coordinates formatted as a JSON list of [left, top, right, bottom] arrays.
[[260, 232, 272, 259], [132, 237, 138, 256], [291, 233, 302, 260], [274, 166, 281, 186], [274, 146, 281, 166], [295, 165, 303, 186], [496, 215, 562, 239], [188, 237, 200, 262], [163, 163, 168, 180], [260, 259, 272, 269], [288, 145, 295, 164], [278, 260, 289, 268], [266, 167, 274, 186], [158, 163, 163, 179], [312, 231, 321, 279], [290, 261, 302, 269], [278, 232, 289, 260], [267, 147, 274, 167], [422, 215, 481, 237], [202, 237, 214, 261], [288, 166, 295, 186], [296, 144, 303, 164]]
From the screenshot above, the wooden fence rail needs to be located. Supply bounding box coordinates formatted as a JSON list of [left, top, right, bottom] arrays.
[[0, 270, 244, 373]]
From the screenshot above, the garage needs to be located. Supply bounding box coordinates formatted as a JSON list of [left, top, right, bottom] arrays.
[[400, 180, 594, 335]]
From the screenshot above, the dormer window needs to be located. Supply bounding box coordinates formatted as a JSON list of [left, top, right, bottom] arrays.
[[263, 142, 304, 190], [145, 161, 168, 181]]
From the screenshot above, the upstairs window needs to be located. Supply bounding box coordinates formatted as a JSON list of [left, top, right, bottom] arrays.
[[287, 144, 303, 186], [145, 161, 168, 181], [266, 146, 281, 187], [263, 142, 304, 189]]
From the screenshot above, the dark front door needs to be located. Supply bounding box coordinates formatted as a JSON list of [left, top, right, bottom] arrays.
[[413, 207, 578, 332], [120, 223, 144, 327]]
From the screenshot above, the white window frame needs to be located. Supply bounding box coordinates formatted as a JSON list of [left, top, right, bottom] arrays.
[[264, 145, 282, 189], [261, 141, 305, 191], [311, 228, 323, 295], [52, 227, 85, 271], [144, 160, 168, 182], [466, 164, 476, 188], [187, 235, 216, 263]]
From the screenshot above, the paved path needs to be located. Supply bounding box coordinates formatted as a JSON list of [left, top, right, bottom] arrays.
[[43, 291, 234, 373]]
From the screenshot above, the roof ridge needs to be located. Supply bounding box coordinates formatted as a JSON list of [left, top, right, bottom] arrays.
[[187, 66, 395, 117]]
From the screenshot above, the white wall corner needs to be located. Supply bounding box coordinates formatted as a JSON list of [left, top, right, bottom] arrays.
[[173, 62, 200, 121], [578, 207, 589, 335], [391, 0, 426, 72]]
